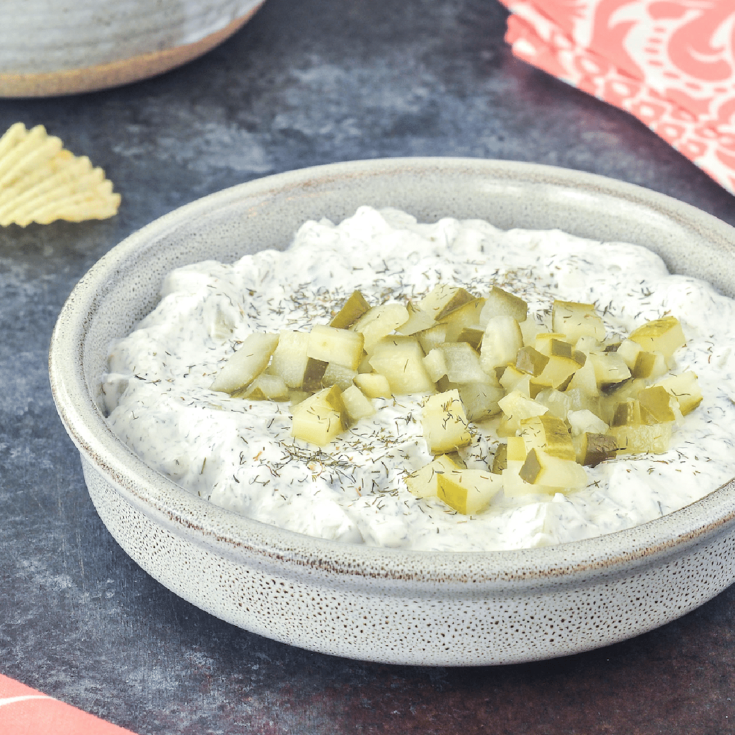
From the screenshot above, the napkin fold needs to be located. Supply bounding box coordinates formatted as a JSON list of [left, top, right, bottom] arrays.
[[498, 0, 735, 195], [0, 674, 137, 735]]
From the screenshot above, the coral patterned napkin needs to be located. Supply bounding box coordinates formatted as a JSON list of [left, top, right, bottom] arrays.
[[498, 0, 735, 195], [0, 674, 137, 735]]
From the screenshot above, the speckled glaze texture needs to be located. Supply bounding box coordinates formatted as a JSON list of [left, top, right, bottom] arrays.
[[49, 159, 735, 666], [0, 1, 265, 97]]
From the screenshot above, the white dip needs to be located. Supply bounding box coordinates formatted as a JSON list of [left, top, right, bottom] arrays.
[[101, 206, 735, 551]]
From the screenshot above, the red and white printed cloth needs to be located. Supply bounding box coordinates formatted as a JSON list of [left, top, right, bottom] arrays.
[[0, 674, 137, 735], [498, 0, 735, 195]]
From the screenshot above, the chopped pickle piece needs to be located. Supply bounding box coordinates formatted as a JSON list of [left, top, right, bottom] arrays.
[[455, 381, 503, 422], [552, 300, 606, 342], [397, 301, 436, 335], [638, 385, 678, 424], [502, 459, 557, 497], [269, 331, 310, 389], [354, 372, 392, 398], [456, 326, 484, 351], [632, 351, 668, 380], [629, 316, 686, 357], [589, 351, 631, 389], [576, 432, 618, 466], [423, 348, 448, 382], [321, 362, 358, 391], [341, 384, 376, 421], [437, 469, 502, 515], [506, 436, 527, 462], [330, 290, 370, 329], [515, 346, 549, 376], [422, 389, 472, 453], [520, 318, 544, 346], [291, 386, 348, 446], [416, 323, 448, 354], [534, 388, 573, 420], [307, 324, 364, 370], [210, 332, 280, 394], [520, 415, 576, 460], [655, 371, 702, 415], [519, 449, 588, 489], [418, 284, 475, 321], [232, 373, 288, 401], [491, 443, 508, 474], [480, 285, 528, 325], [535, 354, 581, 390], [610, 423, 673, 454], [499, 364, 531, 396], [481, 315, 523, 373], [302, 357, 329, 392], [616, 338, 642, 369], [405, 454, 461, 498], [568, 409, 608, 436], [438, 298, 486, 341], [369, 336, 435, 394], [439, 342, 491, 384], [353, 302, 410, 351], [498, 390, 549, 426], [534, 333, 567, 356], [612, 399, 642, 427]]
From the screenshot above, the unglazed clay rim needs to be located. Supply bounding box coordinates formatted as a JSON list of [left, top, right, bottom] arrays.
[[0, 3, 265, 98], [50, 157, 735, 590]]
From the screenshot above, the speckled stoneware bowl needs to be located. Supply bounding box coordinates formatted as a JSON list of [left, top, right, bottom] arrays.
[[0, 0, 265, 97], [49, 158, 735, 666]]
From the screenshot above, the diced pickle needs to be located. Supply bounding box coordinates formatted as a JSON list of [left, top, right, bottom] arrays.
[[519, 449, 587, 489], [480, 286, 528, 325], [418, 284, 475, 321], [577, 432, 618, 466], [354, 372, 392, 398], [341, 384, 376, 421], [610, 423, 673, 455], [302, 358, 328, 393], [655, 371, 703, 415], [210, 332, 279, 394], [369, 336, 435, 394], [307, 324, 364, 370], [269, 330, 311, 389], [455, 381, 503, 422], [629, 316, 686, 357], [638, 385, 678, 424], [552, 300, 606, 342], [520, 415, 576, 460], [405, 454, 461, 498], [422, 389, 472, 454], [515, 346, 549, 376], [329, 290, 370, 329], [437, 469, 502, 515], [232, 373, 288, 401], [291, 386, 348, 446], [491, 443, 508, 474], [353, 302, 410, 351], [321, 362, 358, 391], [481, 316, 523, 373], [438, 298, 486, 341]]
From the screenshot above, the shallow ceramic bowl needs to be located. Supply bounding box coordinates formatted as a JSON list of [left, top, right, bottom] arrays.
[[49, 158, 735, 666], [0, 0, 265, 97]]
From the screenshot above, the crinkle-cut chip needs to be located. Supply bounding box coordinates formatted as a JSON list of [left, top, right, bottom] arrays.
[[0, 122, 121, 227]]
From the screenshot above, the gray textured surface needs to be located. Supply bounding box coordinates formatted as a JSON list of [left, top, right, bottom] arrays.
[[1, 0, 734, 733]]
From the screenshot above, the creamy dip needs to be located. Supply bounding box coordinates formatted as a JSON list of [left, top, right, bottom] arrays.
[[101, 206, 735, 551]]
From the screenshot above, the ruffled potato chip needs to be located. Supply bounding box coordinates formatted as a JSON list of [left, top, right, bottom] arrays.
[[0, 122, 120, 227]]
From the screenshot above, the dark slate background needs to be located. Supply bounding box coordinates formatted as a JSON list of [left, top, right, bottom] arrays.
[[1, 1, 734, 733]]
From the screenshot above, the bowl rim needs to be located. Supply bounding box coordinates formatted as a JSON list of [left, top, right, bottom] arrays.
[[49, 156, 735, 588]]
